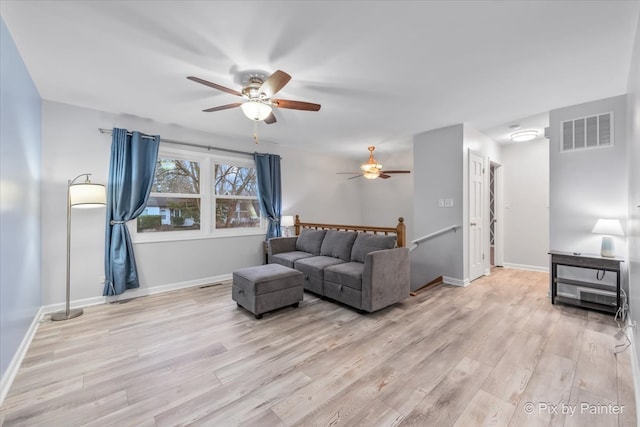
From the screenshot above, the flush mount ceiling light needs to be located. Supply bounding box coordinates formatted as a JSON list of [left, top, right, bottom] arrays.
[[240, 100, 273, 121], [510, 130, 538, 142]]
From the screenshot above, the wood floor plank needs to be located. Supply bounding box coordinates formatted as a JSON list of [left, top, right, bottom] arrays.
[[399, 357, 493, 426], [574, 329, 619, 402], [453, 389, 515, 427], [0, 270, 635, 427]]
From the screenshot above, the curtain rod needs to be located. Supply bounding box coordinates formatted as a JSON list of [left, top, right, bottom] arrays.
[[98, 128, 255, 157]]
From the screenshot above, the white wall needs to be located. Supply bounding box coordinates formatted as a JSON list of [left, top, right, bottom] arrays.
[[549, 95, 628, 256], [359, 145, 414, 242], [625, 13, 640, 384], [502, 138, 550, 270], [0, 18, 42, 381], [41, 101, 363, 306]]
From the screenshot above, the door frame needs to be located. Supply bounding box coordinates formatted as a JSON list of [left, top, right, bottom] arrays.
[[489, 159, 504, 269]]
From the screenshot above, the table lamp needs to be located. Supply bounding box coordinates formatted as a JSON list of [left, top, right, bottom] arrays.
[[591, 219, 624, 258], [281, 215, 294, 237]]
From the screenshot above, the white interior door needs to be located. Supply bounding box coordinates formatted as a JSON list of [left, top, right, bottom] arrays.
[[469, 151, 484, 281]]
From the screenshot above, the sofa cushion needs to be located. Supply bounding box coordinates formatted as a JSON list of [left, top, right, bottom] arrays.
[[324, 262, 364, 291], [295, 256, 345, 279], [350, 233, 397, 263], [295, 229, 326, 255], [320, 230, 358, 261], [271, 251, 314, 269]]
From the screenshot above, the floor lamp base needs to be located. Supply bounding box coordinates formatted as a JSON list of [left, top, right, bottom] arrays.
[[51, 308, 84, 321]]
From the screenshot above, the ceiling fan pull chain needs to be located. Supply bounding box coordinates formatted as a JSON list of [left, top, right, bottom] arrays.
[[253, 120, 259, 144]]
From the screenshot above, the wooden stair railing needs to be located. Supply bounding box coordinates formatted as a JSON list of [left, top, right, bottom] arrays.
[[293, 215, 406, 247]]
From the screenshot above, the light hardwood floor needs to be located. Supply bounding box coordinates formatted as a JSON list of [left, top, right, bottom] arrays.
[[1, 268, 636, 426]]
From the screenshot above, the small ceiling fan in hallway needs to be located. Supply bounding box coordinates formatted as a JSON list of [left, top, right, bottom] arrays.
[[337, 146, 411, 180], [187, 70, 321, 124]]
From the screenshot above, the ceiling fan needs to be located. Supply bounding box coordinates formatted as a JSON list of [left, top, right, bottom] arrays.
[[187, 70, 321, 124], [337, 146, 411, 180]]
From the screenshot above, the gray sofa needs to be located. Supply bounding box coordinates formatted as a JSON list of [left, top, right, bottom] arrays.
[[267, 229, 410, 313]]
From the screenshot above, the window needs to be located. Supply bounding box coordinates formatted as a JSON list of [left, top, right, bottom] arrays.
[[134, 148, 263, 241], [138, 157, 201, 233], [214, 164, 261, 229]]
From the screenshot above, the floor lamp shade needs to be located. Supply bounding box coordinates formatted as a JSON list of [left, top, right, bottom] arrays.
[[70, 182, 107, 208], [51, 174, 106, 321], [591, 219, 624, 258]]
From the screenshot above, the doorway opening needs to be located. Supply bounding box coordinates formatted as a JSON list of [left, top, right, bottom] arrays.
[[490, 164, 496, 266], [489, 161, 503, 268]]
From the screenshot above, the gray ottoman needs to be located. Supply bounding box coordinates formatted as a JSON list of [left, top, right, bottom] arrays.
[[232, 264, 304, 319]]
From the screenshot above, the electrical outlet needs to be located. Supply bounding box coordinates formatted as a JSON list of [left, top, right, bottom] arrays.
[[444, 199, 454, 208], [99, 276, 105, 284]]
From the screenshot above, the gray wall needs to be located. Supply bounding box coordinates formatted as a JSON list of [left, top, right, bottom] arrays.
[[412, 124, 464, 288], [0, 18, 42, 379], [549, 95, 628, 256], [40, 100, 364, 306], [626, 14, 640, 384], [502, 138, 550, 270]]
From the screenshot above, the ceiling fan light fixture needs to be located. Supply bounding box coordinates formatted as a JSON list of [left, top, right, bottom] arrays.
[[510, 130, 538, 142], [241, 100, 272, 121], [360, 146, 382, 172], [363, 169, 380, 180]]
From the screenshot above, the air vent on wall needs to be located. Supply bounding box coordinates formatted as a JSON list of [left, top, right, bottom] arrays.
[[561, 112, 613, 152]]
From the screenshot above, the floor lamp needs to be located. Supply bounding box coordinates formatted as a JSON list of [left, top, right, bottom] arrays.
[[51, 174, 106, 321]]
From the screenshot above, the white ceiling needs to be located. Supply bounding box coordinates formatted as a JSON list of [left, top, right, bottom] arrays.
[[1, 1, 638, 157]]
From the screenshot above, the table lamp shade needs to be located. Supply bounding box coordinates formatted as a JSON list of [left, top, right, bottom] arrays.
[[591, 219, 624, 236], [592, 219, 624, 258], [281, 216, 294, 227]]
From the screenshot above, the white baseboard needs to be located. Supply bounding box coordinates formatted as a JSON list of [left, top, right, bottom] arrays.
[[443, 276, 470, 287], [0, 306, 45, 405], [628, 318, 640, 421], [41, 274, 232, 315], [502, 262, 549, 273], [1, 274, 231, 405]]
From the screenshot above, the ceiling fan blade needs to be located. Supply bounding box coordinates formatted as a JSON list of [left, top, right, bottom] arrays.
[[202, 103, 243, 112], [264, 112, 277, 124], [336, 172, 362, 175], [260, 70, 291, 98], [381, 170, 411, 174], [272, 99, 321, 111], [348, 174, 363, 180], [187, 76, 243, 97], [379, 174, 392, 179]]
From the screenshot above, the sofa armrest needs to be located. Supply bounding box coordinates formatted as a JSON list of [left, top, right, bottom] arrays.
[[267, 237, 298, 257], [362, 247, 410, 312]]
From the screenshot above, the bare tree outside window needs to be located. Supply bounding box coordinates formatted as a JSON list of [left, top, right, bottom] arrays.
[[215, 164, 260, 229], [136, 156, 262, 235], [138, 158, 201, 232]]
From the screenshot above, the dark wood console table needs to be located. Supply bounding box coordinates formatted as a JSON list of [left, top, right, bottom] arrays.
[[549, 250, 623, 314]]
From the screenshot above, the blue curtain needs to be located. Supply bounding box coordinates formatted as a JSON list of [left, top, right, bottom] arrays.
[[104, 128, 160, 296], [254, 152, 282, 239]]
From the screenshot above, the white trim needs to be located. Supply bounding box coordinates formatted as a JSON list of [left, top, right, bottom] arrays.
[[502, 262, 549, 273], [42, 274, 232, 314], [629, 318, 640, 420], [443, 276, 470, 287], [0, 306, 46, 405]]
